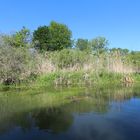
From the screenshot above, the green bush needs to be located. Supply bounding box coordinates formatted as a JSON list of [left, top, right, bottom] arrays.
[[49, 49, 90, 69], [0, 45, 38, 85]]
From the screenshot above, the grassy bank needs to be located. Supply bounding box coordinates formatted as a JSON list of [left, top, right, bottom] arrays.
[[0, 70, 140, 89], [33, 71, 140, 87], [0, 23, 140, 87], [0, 43, 139, 87]]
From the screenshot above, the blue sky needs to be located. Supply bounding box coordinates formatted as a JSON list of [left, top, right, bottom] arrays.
[[0, 0, 140, 51]]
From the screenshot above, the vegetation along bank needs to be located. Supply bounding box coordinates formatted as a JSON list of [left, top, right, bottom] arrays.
[[0, 21, 140, 87]]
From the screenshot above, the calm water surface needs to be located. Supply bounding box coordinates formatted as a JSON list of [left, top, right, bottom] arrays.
[[0, 85, 140, 140]]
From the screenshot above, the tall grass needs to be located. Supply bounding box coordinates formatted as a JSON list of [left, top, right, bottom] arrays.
[[38, 49, 136, 74], [31, 49, 139, 86], [0, 45, 138, 86]]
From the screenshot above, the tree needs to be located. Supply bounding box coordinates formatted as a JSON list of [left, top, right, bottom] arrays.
[[75, 38, 89, 51], [49, 21, 72, 51], [89, 37, 109, 54], [110, 48, 129, 56], [33, 21, 72, 51], [3, 27, 31, 48], [33, 26, 51, 51]]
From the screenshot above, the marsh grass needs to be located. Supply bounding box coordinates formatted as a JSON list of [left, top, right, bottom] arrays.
[[33, 71, 124, 87], [0, 46, 139, 86], [31, 49, 139, 87]]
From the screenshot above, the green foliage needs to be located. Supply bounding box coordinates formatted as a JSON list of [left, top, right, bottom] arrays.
[[75, 38, 89, 51], [110, 48, 129, 56], [33, 21, 72, 51], [0, 22, 139, 87], [3, 27, 31, 48], [37, 72, 60, 86], [33, 26, 51, 51], [35, 71, 125, 87], [0, 45, 38, 85], [89, 37, 109, 54], [49, 21, 72, 50], [49, 49, 90, 68], [126, 51, 140, 69]]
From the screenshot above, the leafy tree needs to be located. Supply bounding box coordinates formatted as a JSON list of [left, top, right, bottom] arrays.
[[110, 48, 129, 56], [49, 21, 72, 51], [33, 26, 51, 51], [75, 38, 89, 51], [89, 37, 109, 54], [3, 27, 31, 48], [33, 21, 72, 51]]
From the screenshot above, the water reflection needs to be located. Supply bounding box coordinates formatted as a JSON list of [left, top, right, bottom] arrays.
[[33, 108, 73, 133], [0, 85, 140, 140]]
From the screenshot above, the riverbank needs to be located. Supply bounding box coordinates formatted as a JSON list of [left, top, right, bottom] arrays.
[[0, 73, 140, 140], [1, 71, 139, 89], [33, 71, 139, 87]]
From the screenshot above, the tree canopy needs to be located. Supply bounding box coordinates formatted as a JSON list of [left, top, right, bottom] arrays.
[[89, 37, 109, 54], [33, 21, 72, 51], [75, 38, 89, 51], [3, 27, 30, 48], [33, 26, 51, 51]]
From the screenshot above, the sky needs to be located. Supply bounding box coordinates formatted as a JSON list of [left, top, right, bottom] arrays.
[[0, 0, 140, 51]]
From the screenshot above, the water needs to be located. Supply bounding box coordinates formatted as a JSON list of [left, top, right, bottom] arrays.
[[0, 85, 140, 140]]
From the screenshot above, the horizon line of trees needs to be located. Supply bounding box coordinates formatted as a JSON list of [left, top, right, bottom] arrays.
[[0, 21, 140, 85], [1, 21, 139, 68], [1, 20, 138, 55]]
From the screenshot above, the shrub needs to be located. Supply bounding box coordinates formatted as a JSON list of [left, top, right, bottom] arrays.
[[0, 45, 38, 85], [49, 49, 90, 69]]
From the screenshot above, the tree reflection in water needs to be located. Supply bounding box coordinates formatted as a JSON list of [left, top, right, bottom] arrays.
[[0, 85, 139, 138]]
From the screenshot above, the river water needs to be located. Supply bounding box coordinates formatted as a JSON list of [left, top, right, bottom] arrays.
[[0, 85, 140, 140]]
